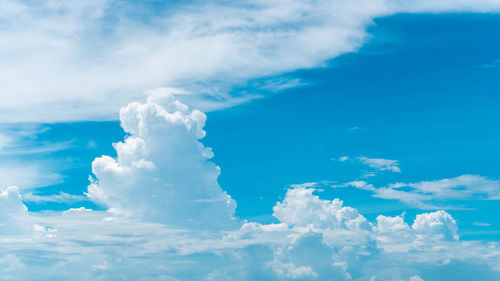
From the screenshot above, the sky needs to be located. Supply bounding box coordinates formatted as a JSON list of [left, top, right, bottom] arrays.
[[1, 1, 500, 280]]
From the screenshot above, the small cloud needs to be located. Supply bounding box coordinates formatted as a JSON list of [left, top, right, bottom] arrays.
[[342, 181, 375, 191], [334, 155, 401, 174], [86, 140, 97, 149], [477, 59, 500, 68], [362, 172, 377, 178], [473, 222, 492, 227], [289, 182, 319, 189], [338, 156, 349, 162], [357, 157, 401, 173], [22, 192, 87, 204], [410, 275, 425, 281], [347, 126, 360, 132]]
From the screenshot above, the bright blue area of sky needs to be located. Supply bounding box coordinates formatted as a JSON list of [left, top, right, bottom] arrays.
[[24, 13, 500, 241]]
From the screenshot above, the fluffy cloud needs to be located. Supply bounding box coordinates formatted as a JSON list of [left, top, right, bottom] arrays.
[[1, 0, 500, 122], [87, 91, 237, 229], [0, 186, 497, 280], [0, 96, 499, 280]]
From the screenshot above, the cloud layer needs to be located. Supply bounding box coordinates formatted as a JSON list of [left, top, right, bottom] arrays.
[[2, 0, 500, 122], [0, 94, 499, 280]]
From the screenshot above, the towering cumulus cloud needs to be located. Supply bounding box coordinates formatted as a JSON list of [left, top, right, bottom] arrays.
[[87, 90, 237, 229]]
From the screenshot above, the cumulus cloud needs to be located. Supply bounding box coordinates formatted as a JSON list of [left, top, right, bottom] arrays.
[[0, 95, 499, 280], [87, 90, 237, 229], [0, 186, 498, 280], [1, 0, 500, 122]]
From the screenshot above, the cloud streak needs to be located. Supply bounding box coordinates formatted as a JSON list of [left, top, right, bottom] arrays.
[[343, 175, 500, 209], [357, 156, 401, 173], [1, 0, 500, 122]]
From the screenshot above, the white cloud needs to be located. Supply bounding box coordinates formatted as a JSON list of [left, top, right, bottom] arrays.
[[0, 163, 63, 190], [289, 182, 321, 189], [410, 276, 425, 281], [1, 0, 500, 122], [273, 187, 372, 232], [342, 175, 500, 209], [342, 180, 376, 191], [0, 184, 498, 280], [87, 90, 237, 230], [0, 125, 70, 191], [339, 156, 350, 162], [372, 175, 500, 209], [335, 156, 401, 176], [473, 222, 492, 227], [0, 96, 499, 279], [412, 210, 459, 241], [0, 125, 72, 156], [357, 156, 401, 173], [22, 192, 87, 204], [270, 261, 319, 279]]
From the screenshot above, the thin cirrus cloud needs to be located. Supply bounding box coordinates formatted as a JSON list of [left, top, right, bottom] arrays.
[[357, 156, 401, 173], [22, 192, 87, 204], [1, 0, 500, 122], [0, 93, 499, 280], [335, 156, 401, 174], [343, 175, 500, 209], [0, 125, 70, 191]]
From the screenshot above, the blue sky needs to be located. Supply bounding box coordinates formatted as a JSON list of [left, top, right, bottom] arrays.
[[1, 1, 500, 280]]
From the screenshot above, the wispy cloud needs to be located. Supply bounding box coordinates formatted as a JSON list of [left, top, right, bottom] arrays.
[[343, 175, 500, 209], [0, 163, 63, 190], [22, 192, 87, 204], [0, 125, 73, 155], [357, 157, 401, 173], [1, 0, 500, 122], [0, 125, 70, 190], [478, 59, 500, 68], [473, 222, 492, 227], [333, 155, 401, 175]]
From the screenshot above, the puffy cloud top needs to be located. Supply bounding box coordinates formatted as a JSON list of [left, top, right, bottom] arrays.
[[273, 187, 371, 232], [412, 210, 458, 241], [87, 90, 237, 230]]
